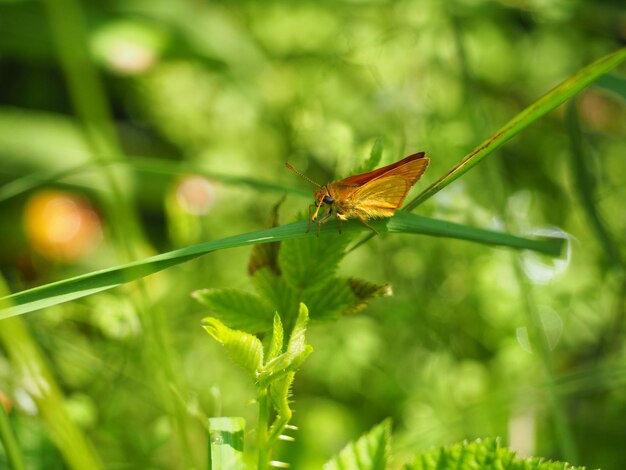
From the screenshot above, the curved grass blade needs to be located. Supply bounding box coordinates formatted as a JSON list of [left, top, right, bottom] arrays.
[[1, 213, 564, 320], [0, 155, 308, 203], [404, 47, 626, 210]]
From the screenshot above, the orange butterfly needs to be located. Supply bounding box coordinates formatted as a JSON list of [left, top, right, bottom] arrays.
[[287, 152, 429, 235]]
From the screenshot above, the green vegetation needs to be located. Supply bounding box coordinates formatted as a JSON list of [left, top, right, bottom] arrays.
[[0, 0, 625, 468]]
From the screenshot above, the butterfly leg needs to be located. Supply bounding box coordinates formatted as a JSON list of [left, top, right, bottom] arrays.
[[357, 216, 380, 235], [315, 208, 334, 237], [306, 204, 317, 233]]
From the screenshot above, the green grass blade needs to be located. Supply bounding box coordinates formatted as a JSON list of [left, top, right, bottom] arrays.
[[404, 47, 626, 210], [388, 211, 565, 256], [0, 214, 564, 319], [0, 155, 308, 203]]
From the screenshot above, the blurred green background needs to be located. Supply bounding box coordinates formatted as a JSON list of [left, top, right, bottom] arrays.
[[0, 0, 625, 468]]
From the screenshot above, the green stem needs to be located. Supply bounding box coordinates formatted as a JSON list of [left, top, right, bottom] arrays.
[[0, 279, 102, 470], [0, 399, 26, 470], [257, 389, 270, 470]]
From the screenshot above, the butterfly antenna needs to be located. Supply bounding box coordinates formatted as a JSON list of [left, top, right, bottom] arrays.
[[285, 162, 322, 188]]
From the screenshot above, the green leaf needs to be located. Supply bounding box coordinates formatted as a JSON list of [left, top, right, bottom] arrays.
[[324, 419, 391, 470], [201, 317, 263, 377], [405, 438, 585, 470], [193, 288, 275, 334], [252, 267, 300, 321], [279, 232, 351, 292], [268, 372, 294, 435], [405, 47, 626, 210], [208, 417, 246, 470], [344, 278, 392, 315], [267, 371, 296, 447], [287, 303, 309, 354], [302, 276, 356, 321], [258, 304, 312, 386], [267, 313, 284, 362]]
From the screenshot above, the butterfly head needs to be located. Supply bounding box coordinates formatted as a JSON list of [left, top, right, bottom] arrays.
[[312, 187, 334, 221]]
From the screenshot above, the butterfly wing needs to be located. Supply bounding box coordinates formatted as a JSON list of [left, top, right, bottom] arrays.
[[347, 156, 429, 217], [340, 152, 426, 186]]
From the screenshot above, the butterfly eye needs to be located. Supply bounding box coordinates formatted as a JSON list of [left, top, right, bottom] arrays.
[[323, 195, 334, 204]]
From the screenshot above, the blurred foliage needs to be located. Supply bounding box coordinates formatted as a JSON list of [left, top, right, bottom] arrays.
[[0, 0, 625, 469]]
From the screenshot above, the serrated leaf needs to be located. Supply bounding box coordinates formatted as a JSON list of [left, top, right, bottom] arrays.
[[258, 304, 312, 386], [193, 288, 275, 334], [267, 371, 295, 445], [267, 313, 284, 362], [258, 344, 313, 387], [405, 438, 585, 470], [287, 303, 309, 353], [269, 372, 294, 420], [302, 277, 355, 321], [278, 234, 351, 292], [324, 419, 391, 470], [202, 317, 263, 377], [343, 278, 393, 315], [252, 267, 300, 320]]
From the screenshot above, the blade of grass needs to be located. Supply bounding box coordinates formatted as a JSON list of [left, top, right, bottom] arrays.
[[1, 213, 564, 320], [404, 47, 626, 210], [0, 156, 308, 203], [388, 211, 565, 255]]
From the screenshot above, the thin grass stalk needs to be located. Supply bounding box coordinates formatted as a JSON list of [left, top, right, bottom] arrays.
[[447, 6, 578, 461], [511, 260, 579, 463], [41, 0, 194, 465], [566, 100, 626, 359], [0, 393, 26, 470], [0, 278, 102, 470], [565, 101, 624, 269]]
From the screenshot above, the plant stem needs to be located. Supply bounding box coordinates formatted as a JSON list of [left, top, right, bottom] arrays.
[[0, 395, 26, 470], [257, 388, 270, 470]]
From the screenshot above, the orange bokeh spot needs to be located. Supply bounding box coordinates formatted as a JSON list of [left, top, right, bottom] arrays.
[[24, 190, 103, 262], [175, 175, 216, 215]]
